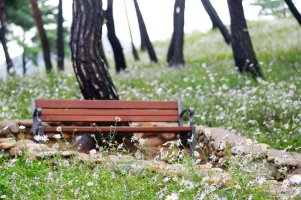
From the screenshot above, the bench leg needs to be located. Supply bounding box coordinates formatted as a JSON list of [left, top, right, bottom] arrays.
[[37, 124, 45, 144], [190, 126, 196, 157]]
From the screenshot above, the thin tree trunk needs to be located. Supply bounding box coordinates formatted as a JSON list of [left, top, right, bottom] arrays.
[[22, 53, 27, 76], [124, 0, 139, 61], [167, 0, 185, 67], [133, 0, 158, 63], [284, 0, 301, 26], [0, 0, 14, 74], [57, 0, 64, 71], [30, 0, 52, 73], [105, 0, 127, 73], [201, 0, 231, 44], [227, 0, 263, 79]]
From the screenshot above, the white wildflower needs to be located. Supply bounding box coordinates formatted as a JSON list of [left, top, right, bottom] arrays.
[[115, 116, 121, 122], [165, 193, 178, 200], [289, 174, 301, 185], [53, 134, 61, 139], [19, 125, 26, 130], [256, 176, 266, 185], [87, 182, 94, 186], [204, 129, 211, 138], [282, 179, 290, 188], [89, 149, 97, 155], [56, 126, 62, 132]]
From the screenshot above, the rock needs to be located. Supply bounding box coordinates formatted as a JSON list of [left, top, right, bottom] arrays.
[[267, 149, 301, 167], [160, 133, 177, 140], [9, 139, 51, 157], [0, 138, 16, 150], [0, 120, 19, 135], [17, 119, 32, 127], [145, 137, 165, 147]]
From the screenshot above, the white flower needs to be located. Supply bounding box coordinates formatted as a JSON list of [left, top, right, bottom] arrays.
[[0, 194, 7, 199], [289, 174, 301, 185], [204, 129, 211, 138], [115, 116, 121, 122], [19, 125, 26, 130], [205, 162, 212, 169], [89, 149, 97, 155], [181, 179, 195, 189], [194, 151, 200, 157], [56, 126, 62, 132], [138, 138, 146, 146], [282, 179, 290, 188], [256, 176, 266, 185], [41, 135, 49, 142], [34, 135, 42, 142], [53, 134, 61, 139], [165, 193, 178, 200], [162, 177, 171, 183], [86, 182, 94, 186]]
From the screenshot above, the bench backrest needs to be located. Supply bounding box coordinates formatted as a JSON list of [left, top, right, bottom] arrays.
[[32, 99, 182, 123]]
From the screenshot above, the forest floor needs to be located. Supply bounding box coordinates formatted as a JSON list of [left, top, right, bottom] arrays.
[[0, 18, 301, 199]]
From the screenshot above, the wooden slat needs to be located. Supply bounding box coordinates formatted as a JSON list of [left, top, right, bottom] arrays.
[[42, 115, 179, 122], [43, 109, 179, 116], [35, 100, 178, 109], [44, 126, 192, 133]]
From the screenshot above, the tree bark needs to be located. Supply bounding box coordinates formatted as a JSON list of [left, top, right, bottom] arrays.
[[133, 0, 158, 63], [71, 0, 118, 100], [0, 0, 14, 74], [57, 0, 64, 71], [201, 0, 231, 44], [167, 0, 185, 67], [284, 0, 301, 26], [105, 0, 127, 73], [227, 0, 263, 79], [30, 0, 52, 73]]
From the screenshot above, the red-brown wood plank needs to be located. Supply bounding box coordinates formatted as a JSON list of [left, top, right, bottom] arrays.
[[42, 115, 179, 122], [43, 109, 179, 116], [35, 100, 178, 109], [44, 126, 192, 133]]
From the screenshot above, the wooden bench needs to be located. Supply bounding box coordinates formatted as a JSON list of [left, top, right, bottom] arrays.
[[32, 99, 196, 152]]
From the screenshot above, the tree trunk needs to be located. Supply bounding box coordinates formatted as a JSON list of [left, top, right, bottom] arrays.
[[105, 0, 127, 73], [0, 0, 14, 74], [22, 53, 27, 76], [201, 0, 231, 44], [133, 0, 158, 63], [70, 0, 135, 153], [57, 0, 64, 71], [227, 0, 263, 79], [30, 0, 52, 73], [284, 0, 301, 26], [167, 0, 185, 67]]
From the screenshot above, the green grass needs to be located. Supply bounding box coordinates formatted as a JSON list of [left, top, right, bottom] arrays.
[[0, 18, 301, 199]]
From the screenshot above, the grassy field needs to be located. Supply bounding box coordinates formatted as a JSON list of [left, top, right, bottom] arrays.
[[0, 18, 301, 199]]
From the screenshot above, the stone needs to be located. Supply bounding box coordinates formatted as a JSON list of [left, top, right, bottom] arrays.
[[145, 137, 165, 147], [0, 120, 19, 135], [0, 138, 16, 150], [17, 119, 32, 127], [9, 139, 51, 157], [160, 133, 177, 140], [267, 149, 301, 167]]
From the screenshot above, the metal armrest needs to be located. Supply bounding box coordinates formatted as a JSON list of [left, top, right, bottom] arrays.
[[179, 108, 194, 126], [32, 108, 44, 142]]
